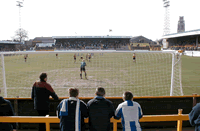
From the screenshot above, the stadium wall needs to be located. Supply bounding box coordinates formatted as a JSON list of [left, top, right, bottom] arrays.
[[184, 51, 200, 57], [6, 95, 199, 130]]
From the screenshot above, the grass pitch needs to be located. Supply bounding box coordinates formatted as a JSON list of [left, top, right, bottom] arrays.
[[0, 52, 199, 98]]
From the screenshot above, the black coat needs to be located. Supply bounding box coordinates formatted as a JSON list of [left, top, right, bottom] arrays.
[[57, 99, 88, 131], [0, 96, 16, 130], [31, 81, 59, 110], [189, 103, 200, 131], [87, 96, 115, 131]]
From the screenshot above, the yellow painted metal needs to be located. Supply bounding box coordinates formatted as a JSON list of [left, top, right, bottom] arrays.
[[177, 109, 183, 131], [5, 95, 200, 100], [0, 114, 189, 131]]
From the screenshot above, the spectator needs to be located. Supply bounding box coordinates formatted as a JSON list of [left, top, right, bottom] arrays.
[[189, 103, 200, 131], [31, 73, 59, 131], [115, 91, 143, 131], [57, 88, 88, 131], [87, 87, 115, 131], [0, 89, 16, 131]]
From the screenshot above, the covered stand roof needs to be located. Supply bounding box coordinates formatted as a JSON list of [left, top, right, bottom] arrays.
[[162, 29, 200, 39], [0, 41, 23, 45], [52, 36, 132, 39]]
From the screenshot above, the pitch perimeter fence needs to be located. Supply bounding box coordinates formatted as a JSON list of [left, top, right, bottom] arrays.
[[2, 94, 199, 130], [0, 109, 189, 131]]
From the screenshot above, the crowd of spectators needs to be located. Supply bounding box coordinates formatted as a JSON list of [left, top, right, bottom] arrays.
[[55, 40, 129, 50], [169, 45, 200, 51], [0, 44, 31, 51], [130, 43, 150, 50], [0, 39, 130, 51], [0, 73, 143, 131], [32, 72, 143, 131], [0, 47, 16, 51], [168, 39, 200, 51]]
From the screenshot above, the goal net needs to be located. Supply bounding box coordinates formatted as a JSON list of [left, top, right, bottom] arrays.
[[0, 50, 182, 97]]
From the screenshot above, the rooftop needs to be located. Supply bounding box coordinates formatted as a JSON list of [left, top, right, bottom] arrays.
[[0, 41, 23, 45], [52, 36, 132, 39], [162, 29, 200, 39]]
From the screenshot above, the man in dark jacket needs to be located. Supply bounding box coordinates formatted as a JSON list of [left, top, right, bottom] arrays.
[[57, 88, 88, 131], [31, 73, 59, 131], [189, 103, 200, 131], [87, 87, 115, 131], [0, 89, 16, 131]]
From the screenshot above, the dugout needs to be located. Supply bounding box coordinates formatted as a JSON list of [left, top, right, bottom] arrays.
[[162, 29, 200, 50], [52, 36, 132, 50], [6, 95, 200, 130]]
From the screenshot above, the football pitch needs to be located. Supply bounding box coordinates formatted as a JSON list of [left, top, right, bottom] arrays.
[[0, 52, 199, 98]]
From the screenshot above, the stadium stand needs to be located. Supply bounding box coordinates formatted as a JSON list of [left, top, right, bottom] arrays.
[[0, 41, 23, 51], [129, 36, 158, 51], [162, 29, 200, 51], [0, 36, 159, 51], [53, 36, 131, 50], [32, 37, 55, 51]]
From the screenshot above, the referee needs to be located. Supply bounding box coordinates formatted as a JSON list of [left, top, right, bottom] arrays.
[[80, 59, 87, 79]]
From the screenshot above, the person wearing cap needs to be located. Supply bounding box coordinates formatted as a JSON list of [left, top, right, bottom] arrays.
[[31, 73, 59, 131], [56, 88, 88, 131], [0, 89, 16, 131], [115, 91, 143, 131], [87, 87, 115, 131]]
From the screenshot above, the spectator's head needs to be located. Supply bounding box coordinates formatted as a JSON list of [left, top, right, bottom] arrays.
[[81, 57, 83, 59], [40, 73, 47, 82], [68, 88, 79, 98], [83, 59, 85, 62], [123, 91, 133, 101], [95, 87, 105, 96]]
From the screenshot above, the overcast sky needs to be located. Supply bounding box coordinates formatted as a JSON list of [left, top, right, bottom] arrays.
[[0, 0, 199, 41]]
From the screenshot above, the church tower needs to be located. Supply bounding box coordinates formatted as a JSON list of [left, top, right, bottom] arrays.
[[177, 16, 185, 33]]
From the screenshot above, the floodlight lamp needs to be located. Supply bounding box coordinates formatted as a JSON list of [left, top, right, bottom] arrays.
[[163, 1, 170, 7]]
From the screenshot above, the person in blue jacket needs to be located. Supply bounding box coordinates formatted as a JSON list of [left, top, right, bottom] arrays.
[[57, 88, 88, 131], [189, 103, 200, 131]]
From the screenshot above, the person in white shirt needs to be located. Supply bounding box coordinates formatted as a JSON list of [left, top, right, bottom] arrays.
[[115, 91, 143, 131]]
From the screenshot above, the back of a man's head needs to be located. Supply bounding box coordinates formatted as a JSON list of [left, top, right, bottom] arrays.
[[123, 91, 133, 100], [40, 73, 47, 81], [69, 88, 79, 97], [95, 87, 105, 96]]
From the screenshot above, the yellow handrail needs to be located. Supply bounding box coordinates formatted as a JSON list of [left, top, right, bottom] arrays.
[[0, 111, 189, 131], [5, 94, 200, 100]]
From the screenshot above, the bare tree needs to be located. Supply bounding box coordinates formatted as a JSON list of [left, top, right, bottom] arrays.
[[12, 28, 28, 42]]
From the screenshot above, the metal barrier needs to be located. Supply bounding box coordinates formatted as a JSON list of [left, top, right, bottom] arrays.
[[0, 109, 189, 131]]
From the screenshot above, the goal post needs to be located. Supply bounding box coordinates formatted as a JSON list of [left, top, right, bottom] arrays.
[[0, 50, 182, 97], [0, 53, 7, 97], [171, 51, 183, 96]]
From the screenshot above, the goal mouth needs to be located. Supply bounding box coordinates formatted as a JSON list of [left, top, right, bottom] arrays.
[[0, 50, 182, 97]]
